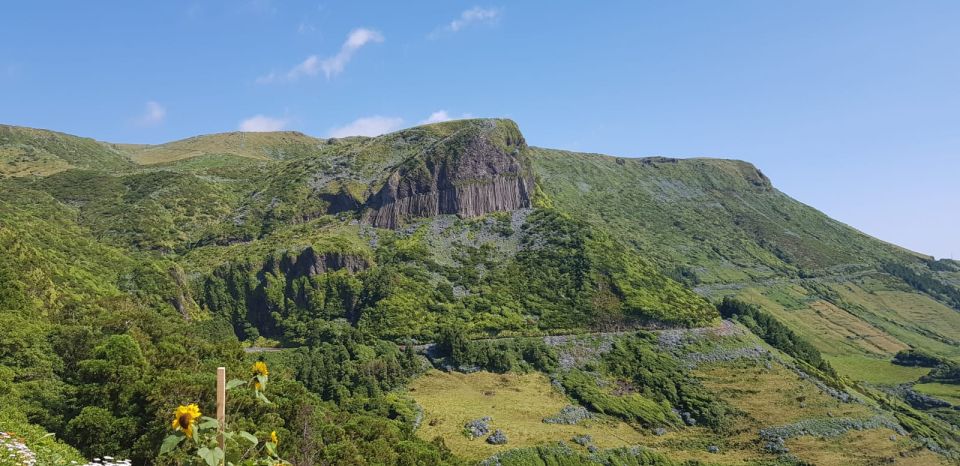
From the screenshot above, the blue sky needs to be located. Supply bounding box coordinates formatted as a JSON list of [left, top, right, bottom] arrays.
[[1, 1, 957, 258]]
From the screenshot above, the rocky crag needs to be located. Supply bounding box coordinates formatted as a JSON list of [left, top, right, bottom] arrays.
[[362, 119, 533, 228]]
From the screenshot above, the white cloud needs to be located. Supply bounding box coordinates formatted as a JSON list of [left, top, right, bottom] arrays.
[[328, 116, 404, 138], [136, 101, 166, 127], [320, 28, 384, 78], [431, 7, 501, 38], [257, 28, 383, 83], [420, 110, 452, 124], [418, 110, 474, 125], [238, 114, 289, 132]]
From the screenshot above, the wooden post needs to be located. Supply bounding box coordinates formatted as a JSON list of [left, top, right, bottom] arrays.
[[216, 367, 226, 463]]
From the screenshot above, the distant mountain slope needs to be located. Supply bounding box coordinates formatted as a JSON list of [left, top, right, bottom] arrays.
[[126, 131, 325, 165], [531, 147, 926, 284], [1, 119, 957, 358], [0, 125, 133, 177]]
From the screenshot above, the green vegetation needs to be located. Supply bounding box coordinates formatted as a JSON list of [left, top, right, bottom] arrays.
[[893, 349, 960, 384], [718, 298, 836, 377], [601, 333, 732, 429], [883, 262, 960, 310], [560, 369, 678, 427], [480, 444, 690, 466], [1, 118, 958, 463], [410, 370, 648, 461], [826, 355, 929, 385], [435, 325, 558, 373]]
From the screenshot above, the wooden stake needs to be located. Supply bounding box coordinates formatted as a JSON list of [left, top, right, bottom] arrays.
[[216, 367, 226, 463]]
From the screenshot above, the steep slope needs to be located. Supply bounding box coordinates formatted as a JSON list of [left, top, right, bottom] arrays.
[[531, 148, 925, 284], [361, 119, 532, 228], [531, 146, 960, 369]]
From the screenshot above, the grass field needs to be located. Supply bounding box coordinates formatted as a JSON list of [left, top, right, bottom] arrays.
[[827, 355, 930, 385], [408, 346, 949, 465], [830, 283, 960, 361], [913, 383, 960, 405], [736, 287, 909, 358], [409, 370, 645, 460]]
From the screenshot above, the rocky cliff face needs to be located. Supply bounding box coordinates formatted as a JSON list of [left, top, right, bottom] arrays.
[[362, 119, 533, 228], [280, 247, 370, 276]]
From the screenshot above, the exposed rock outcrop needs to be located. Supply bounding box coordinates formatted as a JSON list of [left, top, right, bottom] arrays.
[[362, 119, 533, 228], [279, 247, 370, 276]]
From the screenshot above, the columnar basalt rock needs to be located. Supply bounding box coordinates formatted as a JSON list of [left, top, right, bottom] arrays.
[[362, 120, 533, 228]]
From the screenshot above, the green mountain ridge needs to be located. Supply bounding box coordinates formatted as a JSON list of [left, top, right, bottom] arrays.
[[1, 118, 958, 464]]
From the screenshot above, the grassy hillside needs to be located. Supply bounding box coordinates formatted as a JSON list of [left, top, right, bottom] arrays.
[[0, 125, 133, 177], [531, 148, 926, 284], [126, 131, 325, 165], [0, 119, 958, 464]]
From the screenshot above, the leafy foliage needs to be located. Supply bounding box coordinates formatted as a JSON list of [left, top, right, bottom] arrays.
[[883, 262, 960, 310], [560, 369, 678, 427], [601, 332, 732, 429], [434, 325, 558, 373], [718, 297, 836, 377]]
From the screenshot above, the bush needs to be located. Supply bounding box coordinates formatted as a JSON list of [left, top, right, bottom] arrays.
[[486, 429, 508, 445], [601, 332, 732, 429], [434, 327, 558, 374], [893, 349, 943, 368], [543, 405, 593, 425], [464, 417, 492, 439], [718, 298, 836, 377], [65, 407, 138, 460], [560, 370, 677, 427]]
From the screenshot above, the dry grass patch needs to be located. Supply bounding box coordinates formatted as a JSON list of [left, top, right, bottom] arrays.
[[409, 370, 645, 460], [786, 428, 948, 465], [699, 362, 874, 425]]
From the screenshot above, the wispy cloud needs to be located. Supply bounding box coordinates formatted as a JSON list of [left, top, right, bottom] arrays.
[[430, 7, 501, 38], [319, 28, 384, 78], [257, 28, 383, 83], [329, 111, 473, 138], [242, 0, 276, 16], [328, 115, 404, 138], [297, 21, 316, 35], [136, 101, 166, 127], [418, 110, 473, 125], [238, 115, 289, 132]]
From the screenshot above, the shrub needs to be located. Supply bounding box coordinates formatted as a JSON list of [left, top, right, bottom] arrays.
[[486, 429, 508, 445], [464, 417, 492, 439], [718, 298, 836, 377], [543, 405, 593, 425], [560, 370, 677, 427]]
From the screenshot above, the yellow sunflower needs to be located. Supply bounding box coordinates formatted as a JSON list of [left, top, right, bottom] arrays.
[[252, 361, 269, 377], [270, 430, 279, 445], [171, 404, 202, 438]]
